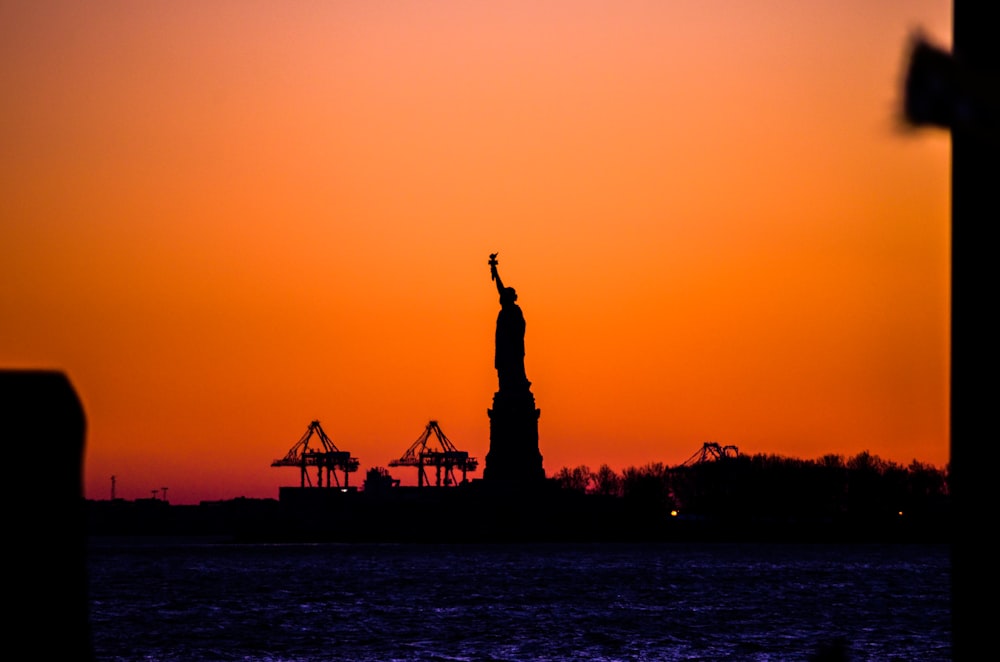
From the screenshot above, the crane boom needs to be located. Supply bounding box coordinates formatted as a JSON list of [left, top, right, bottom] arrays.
[[681, 441, 739, 467], [388, 420, 478, 487], [271, 420, 360, 488]]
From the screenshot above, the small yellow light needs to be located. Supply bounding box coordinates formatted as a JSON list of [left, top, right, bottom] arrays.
[[670, 510, 678, 517]]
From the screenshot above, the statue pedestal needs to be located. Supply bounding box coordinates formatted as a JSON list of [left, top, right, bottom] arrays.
[[484, 387, 545, 487]]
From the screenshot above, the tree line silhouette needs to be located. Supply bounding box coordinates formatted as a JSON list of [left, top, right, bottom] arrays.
[[553, 451, 949, 528]]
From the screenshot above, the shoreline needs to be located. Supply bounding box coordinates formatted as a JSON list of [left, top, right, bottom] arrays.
[[86, 484, 950, 545]]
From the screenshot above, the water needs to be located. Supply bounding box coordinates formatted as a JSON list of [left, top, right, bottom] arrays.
[[87, 541, 950, 661]]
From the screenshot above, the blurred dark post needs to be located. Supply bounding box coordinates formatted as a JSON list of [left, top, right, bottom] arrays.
[[950, 4, 996, 660], [908, 8, 999, 662], [1, 370, 93, 660], [903, 5, 998, 657]]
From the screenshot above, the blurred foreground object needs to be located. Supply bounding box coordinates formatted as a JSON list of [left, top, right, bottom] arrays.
[[903, 9, 1000, 661], [903, 33, 998, 140], [1, 370, 93, 660]]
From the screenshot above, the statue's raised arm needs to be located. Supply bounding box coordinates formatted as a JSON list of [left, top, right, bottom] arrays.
[[489, 252, 504, 294]]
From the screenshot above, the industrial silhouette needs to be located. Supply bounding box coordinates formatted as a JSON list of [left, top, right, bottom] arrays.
[[271, 419, 360, 488], [389, 420, 478, 487], [83, 252, 950, 544]]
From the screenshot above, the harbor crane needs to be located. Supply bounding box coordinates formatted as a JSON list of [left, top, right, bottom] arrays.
[[388, 420, 478, 487], [681, 442, 739, 467], [271, 420, 360, 488]]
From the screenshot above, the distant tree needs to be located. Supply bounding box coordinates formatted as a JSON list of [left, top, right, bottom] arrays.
[[908, 459, 947, 496], [622, 462, 672, 518], [557, 450, 948, 531], [554, 465, 592, 492], [904, 459, 949, 517], [815, 454, 849, 516], [674, 454, 750, 517], [591, 464, 622, 497], [846, 451, 891, 516], [847, 450, 885, 473], [820, 453, 846, 469]]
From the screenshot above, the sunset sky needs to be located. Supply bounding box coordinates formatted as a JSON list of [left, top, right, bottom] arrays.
[[2, 2, 952, 504]]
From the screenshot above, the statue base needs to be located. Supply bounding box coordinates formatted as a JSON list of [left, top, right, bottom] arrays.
[[484, 387, 545, 488]]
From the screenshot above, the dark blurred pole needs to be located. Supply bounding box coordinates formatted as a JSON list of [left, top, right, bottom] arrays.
[[951, 3, 996, 659], [1, 371, 94, 661], [904, 6, 998, 658]]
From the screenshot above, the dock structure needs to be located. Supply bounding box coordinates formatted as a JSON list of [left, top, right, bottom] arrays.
[[388, 420, 478, 487], [681, 442, 739, 466], [271, 420, 360, 488]]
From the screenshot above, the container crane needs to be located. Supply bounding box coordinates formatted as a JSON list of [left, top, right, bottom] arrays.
[[388, 420, 478, 487], [681, 441, 739, 467], [271, 420, 360, 488]]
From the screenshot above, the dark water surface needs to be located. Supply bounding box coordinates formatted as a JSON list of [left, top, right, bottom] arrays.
[[87, 541, 950, 661]]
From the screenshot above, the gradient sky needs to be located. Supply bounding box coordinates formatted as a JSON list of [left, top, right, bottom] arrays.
[[2, 1, 952, 504]]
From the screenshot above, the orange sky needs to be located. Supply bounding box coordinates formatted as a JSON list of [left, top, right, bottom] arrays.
[[2, 2, 952, 504]]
